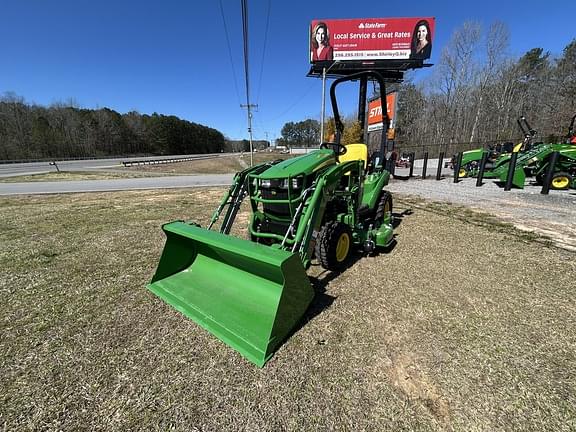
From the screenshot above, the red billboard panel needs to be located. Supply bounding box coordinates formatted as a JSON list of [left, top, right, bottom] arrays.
[[310, 17, 434, 63]]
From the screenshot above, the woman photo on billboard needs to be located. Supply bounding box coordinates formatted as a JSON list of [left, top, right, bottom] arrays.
[[410, 20, 432, 60], [311, 22, 333, 61]]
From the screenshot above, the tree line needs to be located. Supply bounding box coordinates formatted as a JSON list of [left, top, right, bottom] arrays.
[[394, 22, 575, 155], [0, 94, 225, 160], [277, 119, 320, 148], [277, 117, 363, 148]]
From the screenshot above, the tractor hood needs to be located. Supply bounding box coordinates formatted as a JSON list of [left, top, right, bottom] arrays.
[[258, 149, 335, 179], [460, 148, 485, 166]]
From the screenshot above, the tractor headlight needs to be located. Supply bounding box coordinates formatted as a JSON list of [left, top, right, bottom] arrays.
[[260, 179, 271, 188], [279, 177, 303, 190]]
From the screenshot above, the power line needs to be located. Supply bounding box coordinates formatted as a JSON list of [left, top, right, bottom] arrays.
[[264, 81, 317, 122], [241, 0, 251, 106], [255, 0, 271, 105], [218, 0, 242, 106], [240, 0, 256, 165]]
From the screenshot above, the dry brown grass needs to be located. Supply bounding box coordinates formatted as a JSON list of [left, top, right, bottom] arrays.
[[1, 189, 575, 431], [0, 170, 165, 183]]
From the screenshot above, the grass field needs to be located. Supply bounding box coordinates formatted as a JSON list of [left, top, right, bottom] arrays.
[[0, 170, 167, 183], [1, 189, 575, 431]]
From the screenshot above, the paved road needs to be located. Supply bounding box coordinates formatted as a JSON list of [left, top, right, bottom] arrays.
[[0, 174, 234, 195], [0, 153, 229, 177], [0, 158, 453, 196]]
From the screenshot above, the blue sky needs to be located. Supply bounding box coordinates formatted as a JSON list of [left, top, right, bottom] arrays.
[[1, 1, 574, 142]]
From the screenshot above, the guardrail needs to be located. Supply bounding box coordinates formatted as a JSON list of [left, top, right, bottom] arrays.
[[122, 157, 200, 167], [0, 153, 216, 165], [0, 155, 138, 165]]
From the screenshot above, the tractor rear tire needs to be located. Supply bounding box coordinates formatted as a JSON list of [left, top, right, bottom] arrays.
[[315, 221, 353, 271], [375, 191, 393, 225], [551, 172, 573, 190]]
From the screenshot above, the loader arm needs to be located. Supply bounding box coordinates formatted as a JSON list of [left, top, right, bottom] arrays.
[[292, 160, 364, 268], [208, 160, 283, 233]]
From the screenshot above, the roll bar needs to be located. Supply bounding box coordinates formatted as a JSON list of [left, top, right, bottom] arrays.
[[329, 70, 389, 166]]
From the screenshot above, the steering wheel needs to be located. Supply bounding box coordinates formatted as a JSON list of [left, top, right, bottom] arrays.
[[320, 142, 347, 156]]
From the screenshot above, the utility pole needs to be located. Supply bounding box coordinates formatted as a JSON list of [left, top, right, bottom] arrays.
[[240, 0, 255, 166], [241, 103, 258, 165]]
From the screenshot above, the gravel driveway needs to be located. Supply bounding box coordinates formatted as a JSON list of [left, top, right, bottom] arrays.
[[386, 174, 576, 252]]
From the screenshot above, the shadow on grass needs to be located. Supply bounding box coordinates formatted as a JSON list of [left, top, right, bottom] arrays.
[[281, 279, 337, 348], [282, 207, 414, 352], [288, 253, 364, 340], [293, 217, 408, 336]]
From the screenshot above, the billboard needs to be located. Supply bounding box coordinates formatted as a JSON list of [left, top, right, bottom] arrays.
[[367, 93, 397, 132], [310, 17, 435, 63]]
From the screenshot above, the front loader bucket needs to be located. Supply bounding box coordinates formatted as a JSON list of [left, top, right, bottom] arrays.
[[498, 167, 526, 189], [147, 221, 314, 367]]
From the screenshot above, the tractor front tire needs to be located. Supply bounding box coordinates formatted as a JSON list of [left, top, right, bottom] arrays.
[[315, 222, 353, 271], [375, 191, 393, 225]]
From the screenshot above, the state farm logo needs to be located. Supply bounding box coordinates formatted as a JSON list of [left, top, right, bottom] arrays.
[[358, 22, 387, 29]]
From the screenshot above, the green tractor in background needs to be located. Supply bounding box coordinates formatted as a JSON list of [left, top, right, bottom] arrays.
[[527, 114, 576, 190], [456, 116, 536, 179], [456, 115, 576, 189], [510, 114, 576, 189], [147, 71, 396, 367], [532, 151, 576, 189]]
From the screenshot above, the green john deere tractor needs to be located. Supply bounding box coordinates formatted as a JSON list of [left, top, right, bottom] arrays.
[[147, 71, 396, 367], [530, 114, 576, 190], [532, 151, 576, 189], [456, 116, 536, 179], [456, 115, 576, 189]]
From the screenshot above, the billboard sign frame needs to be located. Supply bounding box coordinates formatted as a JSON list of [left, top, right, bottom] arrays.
[[310, 17, 435, 64]]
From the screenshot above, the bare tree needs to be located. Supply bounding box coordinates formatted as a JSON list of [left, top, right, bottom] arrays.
[[434, 21, 482, 145], [469, 21, 510, 144]]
